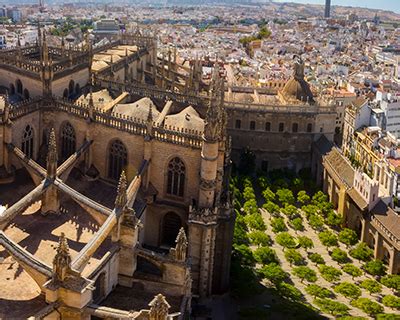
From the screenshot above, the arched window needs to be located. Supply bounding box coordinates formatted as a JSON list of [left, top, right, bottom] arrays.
[[265, 122, 271, 131], [108, 139, 128, 181], [16, 79, 23, 95], [61, 122, 76, 160], [292, 123, 298, 133], [161, 212, 182, 247], [22, 125, 34, 158], [63, 88, 68, 98], [23, 88, 30, 100], [75, 83, 81, 95], [68, 80, 75, 95], [235, 119, 241, 129], [279, 122, 284, 132], [9, 83, 15, 95], [167, 157, 185, 197], [307, 123, 313, 133], [250, 121, 256, 130]]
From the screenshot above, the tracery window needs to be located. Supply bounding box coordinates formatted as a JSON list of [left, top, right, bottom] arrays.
[[22, 125, 34, 159], [23, 89, 30, 100], [167, 157, 185, 197], [108, 139, 128, 181], [61, 122, 76, 160], [292, 123, 298, 133], [16, 79, 23, 95], [68, 80, 75, 95]]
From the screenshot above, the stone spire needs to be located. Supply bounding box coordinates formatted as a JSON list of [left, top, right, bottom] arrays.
[[87, 74, 94, 120], [115, 170, 127, 210], [52, 232, 71, 282], [37, 20, 42, 46], [204, 65, 221, 142], [174, 227, 188, 262], [42, 30, 49, 64], [17, 35, 21, 47], [149, 294, 170, 320], [46, 128, 58, 179], [146, 104, 153, 138]]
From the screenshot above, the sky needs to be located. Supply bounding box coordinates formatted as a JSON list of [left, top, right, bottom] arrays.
[[273, 0, 400, 13]]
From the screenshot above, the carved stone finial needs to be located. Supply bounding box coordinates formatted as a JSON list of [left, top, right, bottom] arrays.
[[47, 128, 58, 178], [204, 67, 222, 142], [174, 227, 188, 262], [146, 104, 153, 138], [52, 232, 71, 282], [115, 170, 127, 209], [225, 136, 232, 164], [17, 35, 21, 47], [149, 294, 170, 320]]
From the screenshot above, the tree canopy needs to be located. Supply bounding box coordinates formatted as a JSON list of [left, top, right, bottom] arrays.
[[360, 279, 382, 295], [349, 242, 374, 262], [292, 266, 317, 283], [342, 264, 362, 279], [275, 232, 296, 249], [338, 228, 359, 247], [334, 282, 362, 300], [319, 265, 342, 283], [284, 248, 304, 266], [364, 259, 387, 277], [318, 230, 338, 248]]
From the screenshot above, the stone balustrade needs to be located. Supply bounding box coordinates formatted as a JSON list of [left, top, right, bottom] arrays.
[[2, 96, 204, 149], [370, 215, 400, 250]]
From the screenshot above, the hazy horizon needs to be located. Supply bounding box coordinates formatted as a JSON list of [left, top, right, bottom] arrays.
[[273, 0, 400, 13]]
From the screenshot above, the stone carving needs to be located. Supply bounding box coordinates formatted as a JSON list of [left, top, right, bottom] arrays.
[[189, 206, 218, 224], [52, 232, 71, 282], [293, 55, 305, 80], [114, 170, 127, 210], [174, 227, 188, 262], [225, 136, 232, 164], [200, 177, 216, 190], [204, 66, 223, 142], [184, 267, 192, 297], [46, 128, 57, 179], [148, 294, 170, 320]]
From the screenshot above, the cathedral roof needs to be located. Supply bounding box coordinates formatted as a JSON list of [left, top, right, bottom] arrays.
[[280, 76, 314, 103], [76, 89, 114, 110], [279, 56, 314, 104], [113, 97, 160, 121], [164, 106, 204, 132]]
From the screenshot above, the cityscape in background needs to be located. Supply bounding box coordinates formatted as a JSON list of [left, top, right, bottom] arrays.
[[0, 1, 400, 319]]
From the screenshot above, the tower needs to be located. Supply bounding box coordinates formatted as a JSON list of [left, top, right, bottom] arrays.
[[325, 0, 331, 18]]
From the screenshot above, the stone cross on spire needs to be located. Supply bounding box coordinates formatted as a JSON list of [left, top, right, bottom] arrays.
[[115, 170, 127, 210], [52, 232, 72, 282], [149, 294, 170, 320], [46, 128, 58, 179]]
